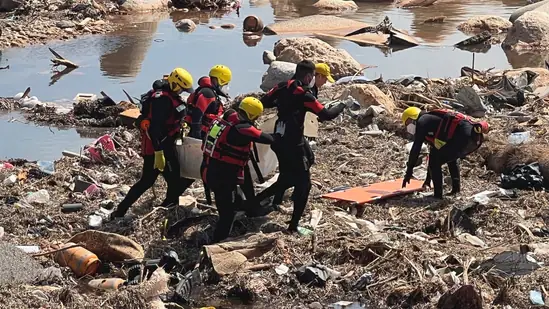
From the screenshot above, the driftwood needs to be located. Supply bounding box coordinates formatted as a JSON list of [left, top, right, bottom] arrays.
[[49, 48, 79, 69]]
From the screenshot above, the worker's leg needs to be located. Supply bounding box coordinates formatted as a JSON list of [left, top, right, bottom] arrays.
[[253, 172, 293, 206], [288, 170, 312, 231], [427, 150, 444, 199], [447, 160, 461, 194], [161, 145, 193, 206], [241, 165, 255, 201], [212, 185, 238, 243], [112, 155, 160, 217]]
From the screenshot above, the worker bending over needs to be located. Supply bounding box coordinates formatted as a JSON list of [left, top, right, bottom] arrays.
[[401, 107, 489, 198], [201, 97, 276, 242], [256, 60, 347, 232], [111, 68, 195, 218], [185, 65, 232, 140]]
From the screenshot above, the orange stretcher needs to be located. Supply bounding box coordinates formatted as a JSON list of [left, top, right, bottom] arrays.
[[322, 178, 424, 204]]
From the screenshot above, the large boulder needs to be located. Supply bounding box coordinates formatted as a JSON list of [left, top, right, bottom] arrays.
[[396, 0, 438, 8], [260, 61, 296, 91], [348, 84, 396, 114], [119, 0, 169, 11], [509, 0, 549, 23], [312, 0, 358, 11], [502, 11, 549, 50], [457, 15, 512, 33], [175, 19, 197, 32], [273, 37, 362, 78]]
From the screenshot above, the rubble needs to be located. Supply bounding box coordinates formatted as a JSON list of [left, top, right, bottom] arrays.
[[2, 62, 549, 309]]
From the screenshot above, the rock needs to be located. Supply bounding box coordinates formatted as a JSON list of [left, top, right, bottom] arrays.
[[457, 15, 512, 33], [510, 0, 549, 23], [273, 37, 361, 78], [262, 50, 276, 65], [260, 61, 296, 92], [312, 0, 358, 11], [309, 302, 323, 309], [347, 84, 396, 114], [503, 11, 549, 50], [56, 21, 75, 29], [437, 285, 482, 309], [396, 0, 438, 8], [175, 19, 196, 32], [220, 23, 235, 29], [0, 0, 21, 11], [120, 0, 169, 11], [209, 25, 217, 29]]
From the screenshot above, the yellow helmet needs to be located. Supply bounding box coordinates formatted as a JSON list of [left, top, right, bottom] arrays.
[[167, 68, 193, 93], [402, 107, 421, 125], [239, 97, 263, 121], [209, 65, 232, 86]]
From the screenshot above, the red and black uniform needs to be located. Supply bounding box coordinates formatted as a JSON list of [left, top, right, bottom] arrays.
[[185, 76, 226, 140], [201, 109, 275, 242], [112, 80, 194, 218], [253, 79, 345, 231], [405, 109, 487, 198]]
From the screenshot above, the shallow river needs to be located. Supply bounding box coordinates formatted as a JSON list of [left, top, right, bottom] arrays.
[[0, 0, 532, 160]]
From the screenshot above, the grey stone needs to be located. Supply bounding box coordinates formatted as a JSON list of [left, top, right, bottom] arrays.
[[260, 61, 296, 92], [0, 242, 43, 285], [56, 20, 76, 29], [262, 50, 276, 65]]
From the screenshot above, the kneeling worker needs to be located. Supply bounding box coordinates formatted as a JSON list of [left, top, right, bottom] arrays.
[[401, 107, 489, 198], [112, 68, 195, 218], [201, 97, 276, 242]]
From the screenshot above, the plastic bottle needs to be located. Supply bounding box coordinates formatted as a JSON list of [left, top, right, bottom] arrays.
[[54, 242, 100, 277], [88, 278, 126, 290]]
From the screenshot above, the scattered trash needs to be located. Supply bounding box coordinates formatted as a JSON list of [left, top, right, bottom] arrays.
[[88, 214, 103, 228], [88, 278, 126, 290], [16, 245, 40, 253], [501, 162, 545, 190], [61, 203, 83, 213], [530, 290, 545, 305], [275, 264, 289, 275], [352, 272, 373, 290], [25, 189, 50, 204], [480, 251, 541, 277], [508, 131, 531, 145], [54, 243, 100, 277], [36, 161, 55, 175], [0, 227, 4, 239], [296, 263, 341, 287], [457, 233, 486, 248], [297, 227, 314, 236]]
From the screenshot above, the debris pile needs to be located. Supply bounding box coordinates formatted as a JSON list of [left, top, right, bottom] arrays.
[[1, 63, 549, 309]]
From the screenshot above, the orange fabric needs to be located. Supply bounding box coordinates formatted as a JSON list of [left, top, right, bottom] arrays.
[[322, 178, 423, 204]]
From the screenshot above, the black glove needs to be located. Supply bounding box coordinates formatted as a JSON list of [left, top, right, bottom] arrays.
[[402, 175, 411, 188]]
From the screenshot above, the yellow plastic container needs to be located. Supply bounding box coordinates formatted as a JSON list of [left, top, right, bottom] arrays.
[[54, 242, 100, 277]]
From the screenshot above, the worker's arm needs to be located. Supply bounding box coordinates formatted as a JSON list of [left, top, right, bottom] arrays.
[[148, 95, 173, 151], [235, 123, 275, 144], [405, 124, 428, 178], [260, 83, 283, 109], [303, 92, 345, 121]]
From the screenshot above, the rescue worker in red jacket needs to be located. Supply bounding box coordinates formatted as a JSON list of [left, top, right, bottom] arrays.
[[201, 97, 276, 242], [401, 107, 489, 198], [185, 65, 232, 140], [111, 68, 195, 218], [254, 60, 347, 233]]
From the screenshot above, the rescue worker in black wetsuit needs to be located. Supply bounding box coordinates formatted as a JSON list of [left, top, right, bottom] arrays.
[[201, 97, 276, 242], [269, 62, 337, 208], [254, 60, 347, 232], [185, 65, 232, 140], [401, 106, 490, 199], [111, 68, 195, 218]]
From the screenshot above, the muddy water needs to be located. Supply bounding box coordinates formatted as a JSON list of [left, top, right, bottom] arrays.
[[0, 0, 532, 160]]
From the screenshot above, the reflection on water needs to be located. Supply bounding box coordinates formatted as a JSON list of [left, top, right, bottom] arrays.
[[505, 48, 549, 69], [0, 112, 101, 161], [99, 13, 169, 78]]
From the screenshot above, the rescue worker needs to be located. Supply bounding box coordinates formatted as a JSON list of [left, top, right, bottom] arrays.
[[311, 63, 335, 98], [270, 62, 336, 208], [185, 65, 232, 140], [111, 68, 195, 218], [255, 60, 348, 233], [201, 97, 276, 242], [401, 107, 489, 198]]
